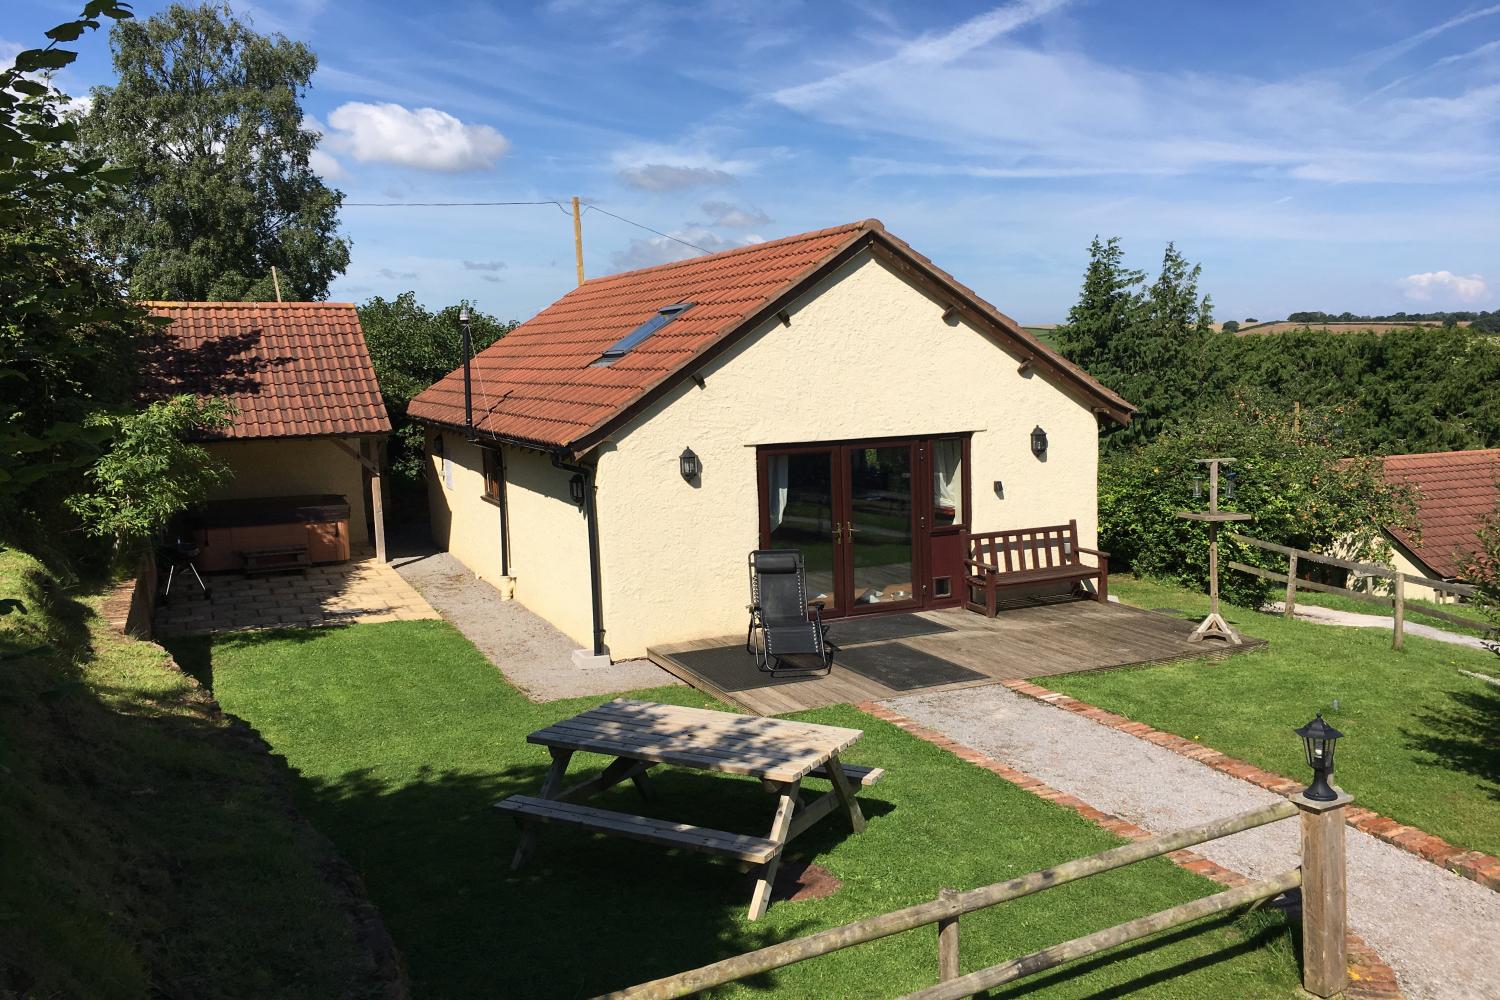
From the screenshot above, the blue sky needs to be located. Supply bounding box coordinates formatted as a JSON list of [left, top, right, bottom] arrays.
[[9, 0, 1500, 323]]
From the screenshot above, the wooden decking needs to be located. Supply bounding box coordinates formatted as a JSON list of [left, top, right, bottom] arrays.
[[647, 599, 1267, 715]]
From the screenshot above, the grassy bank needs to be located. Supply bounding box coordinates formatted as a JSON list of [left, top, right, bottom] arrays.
[[1050, 575, 1500, 857], [173, 619, 1307, 998], [0, 548, 391, 999]]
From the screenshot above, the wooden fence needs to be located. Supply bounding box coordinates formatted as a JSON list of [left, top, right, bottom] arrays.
[[1225, 532, 1486, 650], [599, 794, 1353, 999]]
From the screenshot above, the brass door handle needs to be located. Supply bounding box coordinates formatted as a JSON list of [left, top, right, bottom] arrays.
[[832, 522, 843, 544], [846, 520, 857, 536]]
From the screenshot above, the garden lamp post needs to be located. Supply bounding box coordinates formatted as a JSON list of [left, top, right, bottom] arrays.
[[1295, 714, 1344, 802], [1177, 457, 1251, 644]]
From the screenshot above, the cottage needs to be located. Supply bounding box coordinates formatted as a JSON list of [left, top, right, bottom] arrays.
[[409, 220, 1133, 662], [1374, 449, 1499, 602], [143, 301, 391, 570]]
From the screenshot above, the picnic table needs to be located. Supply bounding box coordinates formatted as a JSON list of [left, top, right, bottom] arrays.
[[496, 698, 883, 920]]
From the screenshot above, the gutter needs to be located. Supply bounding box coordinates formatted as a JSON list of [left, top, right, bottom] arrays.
[[551, 451, 606, 658]]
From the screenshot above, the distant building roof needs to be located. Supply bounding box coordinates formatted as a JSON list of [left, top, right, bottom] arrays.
[[408, 219, 1134, 453], [1379, 449, 1500, 579], [142, 301, 390, 440]]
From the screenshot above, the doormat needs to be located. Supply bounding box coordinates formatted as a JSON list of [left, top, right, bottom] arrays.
[[670, 645, 829, 693], [836, 642, 986, 691], [827, 613, 956, 647]]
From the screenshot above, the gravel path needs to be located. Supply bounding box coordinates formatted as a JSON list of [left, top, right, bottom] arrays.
[[391, 546, 678, 701], [1268, 601, 1491, 652], [884, 686, 1500, 1000]]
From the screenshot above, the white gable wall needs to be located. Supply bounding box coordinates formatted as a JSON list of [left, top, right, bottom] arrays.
[[592, 251, 1104, 660]]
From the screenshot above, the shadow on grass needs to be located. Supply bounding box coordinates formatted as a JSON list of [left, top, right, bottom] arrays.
[[260, 745, 898, 998], [1406, 682, 1500, 801]]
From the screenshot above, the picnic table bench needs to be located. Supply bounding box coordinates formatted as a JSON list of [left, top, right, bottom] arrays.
[[964, 518, 1109, 617], [496, 698, 883, 920]]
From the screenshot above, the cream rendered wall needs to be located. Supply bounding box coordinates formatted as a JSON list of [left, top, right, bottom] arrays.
[[425, 431, 595, 648], [592, 251, 1104, 660], [203, 437, 370, 545]]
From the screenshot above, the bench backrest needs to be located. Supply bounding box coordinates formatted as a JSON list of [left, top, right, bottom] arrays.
[[968, 520, 1081, 574]]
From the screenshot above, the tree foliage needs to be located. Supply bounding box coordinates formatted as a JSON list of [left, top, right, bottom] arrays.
[[67, 395, 233, 553], [78, 2, 348, 301], [1100, 392, 1415, 606], [1460, 508, 1500, 657], [0, 3, 144, 541], [1054, 238, 1215, 448], [358, 292, 515, 510]]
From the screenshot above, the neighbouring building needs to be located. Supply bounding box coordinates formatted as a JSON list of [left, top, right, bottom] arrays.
[[143, 301, 391, 570], [1373, 448, 1499, 602], [408, 220, 1134, 662]]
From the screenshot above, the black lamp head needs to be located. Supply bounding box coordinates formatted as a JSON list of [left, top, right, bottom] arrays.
[[1294, 713, 1344, 801], [679, 446, 699, 482], [1030, 425, 1048, 457], [568, 472, 586, 508]]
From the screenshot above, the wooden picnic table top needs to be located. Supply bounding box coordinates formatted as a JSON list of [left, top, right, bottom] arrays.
[[527, 698, 865, 784]]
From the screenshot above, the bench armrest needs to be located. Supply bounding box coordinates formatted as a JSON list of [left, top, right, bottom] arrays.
[[1076, 546, 1111, 559], [963, 558, 998, 573]]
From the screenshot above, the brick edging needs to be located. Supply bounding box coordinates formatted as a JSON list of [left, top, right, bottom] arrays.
[[1000, 679, 1500, 895], [856, 700, 1402, 999]]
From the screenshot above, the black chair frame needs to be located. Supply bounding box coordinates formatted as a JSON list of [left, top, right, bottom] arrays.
[[745, 549, 835, 677]]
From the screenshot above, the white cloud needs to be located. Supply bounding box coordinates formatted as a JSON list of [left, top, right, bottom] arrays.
[[308, 148, 347, 180], [760, 3, 1500, 185], [324, 102, 509, 172], [619, 163, 733, 191], [1399, 271, 1489, 304], [609, 227, 750, 271], [462, 259, 507, 271], [700, 200, 770, 227]]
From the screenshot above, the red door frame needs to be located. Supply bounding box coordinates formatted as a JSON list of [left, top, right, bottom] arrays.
[[756, 433, 972, 618]]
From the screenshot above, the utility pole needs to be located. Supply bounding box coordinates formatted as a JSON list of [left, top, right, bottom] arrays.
[[572, 196, 585, 286], [271, 266, 283, 302]]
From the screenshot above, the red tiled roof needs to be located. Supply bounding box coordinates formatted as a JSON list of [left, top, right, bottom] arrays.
[[1379, 449, 1500, 579], [408, 219, 1133, 452], [141, 301, 390, 440]]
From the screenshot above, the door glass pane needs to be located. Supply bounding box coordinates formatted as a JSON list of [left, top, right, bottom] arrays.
[[849, 446, 914, 606], [767, 451, 837, 610], [932, 438, 963, 526]]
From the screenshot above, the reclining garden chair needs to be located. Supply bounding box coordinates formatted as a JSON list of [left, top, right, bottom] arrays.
[[745, 550, 836, 676]]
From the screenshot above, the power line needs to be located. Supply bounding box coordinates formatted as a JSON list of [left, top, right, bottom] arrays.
[[581, 205, 712, 255], [342, 198, 713, 256]]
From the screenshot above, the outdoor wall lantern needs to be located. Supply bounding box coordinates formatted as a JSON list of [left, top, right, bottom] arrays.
[[568, 473, 586, 509], [1030, 425, 1048, 457], [1294, 713, 1344, 801], [679, 446, 700, 482]]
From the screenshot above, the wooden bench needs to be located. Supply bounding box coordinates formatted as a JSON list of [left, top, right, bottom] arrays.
[[964, 519, 1109, 617], [496, 796, 781, 863], [809, 762, 885, 787], [241, 545, 310, 576]]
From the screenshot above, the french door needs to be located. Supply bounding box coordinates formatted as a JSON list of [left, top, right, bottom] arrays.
[[760, 438, 955, 617]]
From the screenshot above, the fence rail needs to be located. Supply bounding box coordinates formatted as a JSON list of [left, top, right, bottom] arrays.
[[1227, 532, 1489, 648], [598, 797, 1355, 1000]]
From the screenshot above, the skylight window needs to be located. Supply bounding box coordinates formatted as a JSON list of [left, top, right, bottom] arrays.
[[593, 303, 692, 365]]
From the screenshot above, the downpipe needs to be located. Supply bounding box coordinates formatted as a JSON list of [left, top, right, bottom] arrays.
[[551, 452, 605, 657]]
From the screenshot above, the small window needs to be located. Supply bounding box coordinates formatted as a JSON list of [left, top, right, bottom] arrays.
[[481, 447, 503, 503], [593, 303, 691, 365], [934, 576, 952, 598], [932, 438, 964, 527]]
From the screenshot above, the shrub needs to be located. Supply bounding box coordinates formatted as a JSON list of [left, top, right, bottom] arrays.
[[66, 396, 234, 561], [1100, 392, 1415, 606], [1222, 320, 1240, 333]]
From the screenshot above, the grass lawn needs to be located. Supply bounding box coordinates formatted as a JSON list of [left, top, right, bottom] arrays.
[[0, 548, 387, 999], [1049, 575, 1500, 858], [169, 620, 1308, 999]]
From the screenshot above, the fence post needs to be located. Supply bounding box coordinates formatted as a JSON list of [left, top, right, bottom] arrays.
[[1283, 552, 1298, 619], [936, 888, 960, 982], [1392, 572, 1405, 650], [1295, 790, 1352, 998]]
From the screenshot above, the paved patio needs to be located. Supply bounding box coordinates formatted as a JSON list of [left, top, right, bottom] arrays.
[[153, 552, 439, 636], [649, 598, 1267, 715]]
